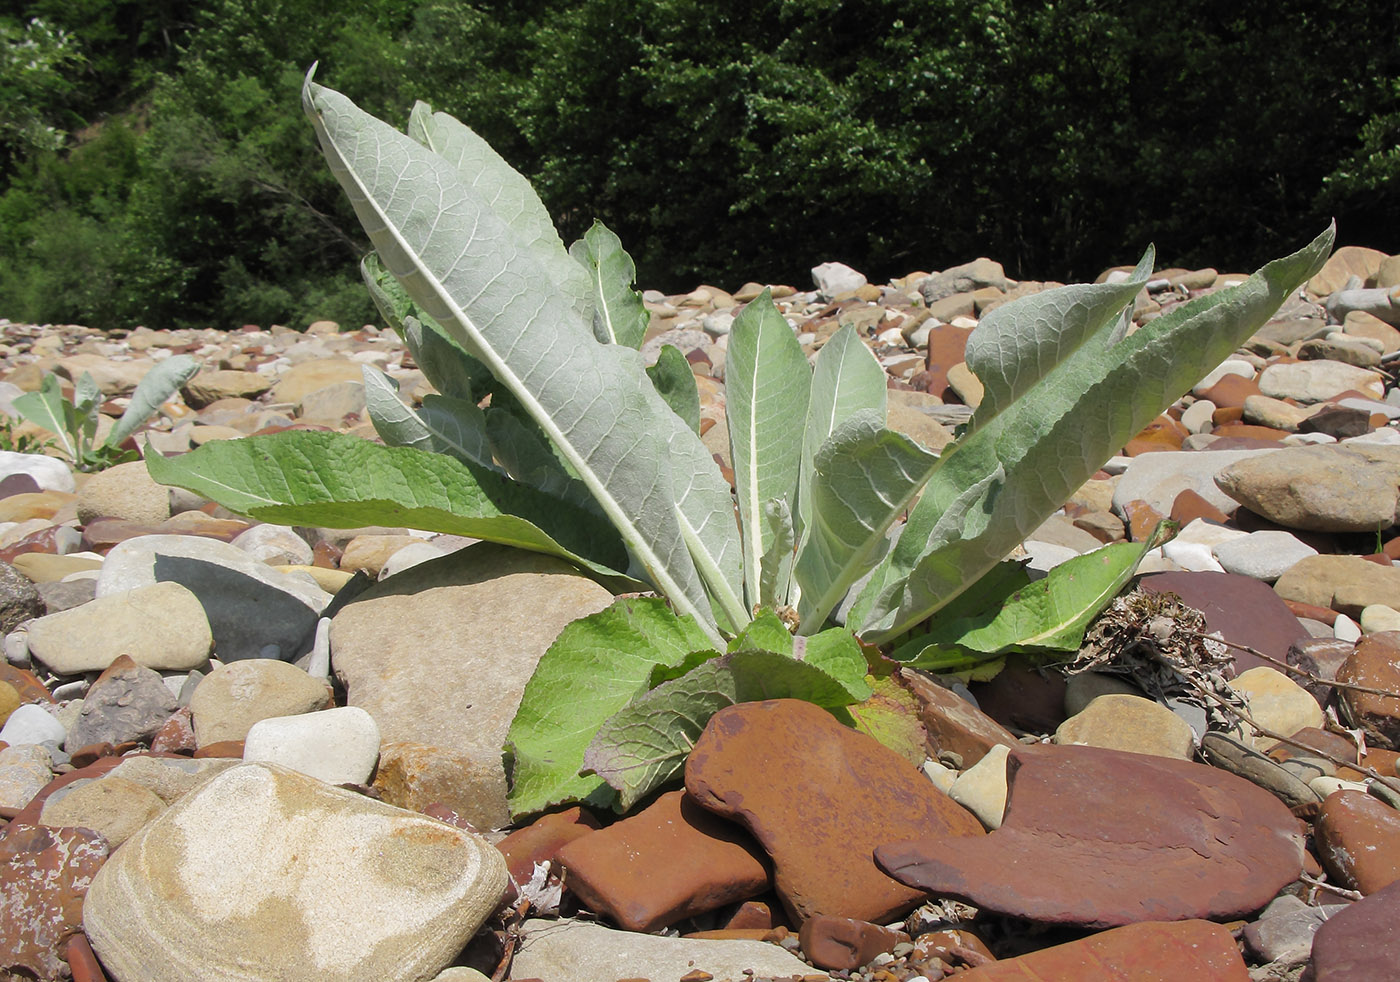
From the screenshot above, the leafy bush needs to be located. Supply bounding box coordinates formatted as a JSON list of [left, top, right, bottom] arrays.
[[146, 76, 1332, 817]]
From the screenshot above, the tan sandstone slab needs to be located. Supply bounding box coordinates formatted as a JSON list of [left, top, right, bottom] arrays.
[[83, 761, 508, 982]]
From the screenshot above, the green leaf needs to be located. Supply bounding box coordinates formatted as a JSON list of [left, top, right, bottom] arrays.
[[758, 497, 796, 608], [109, 354, 199, 448], [73, 372, 100, 417], [362, 253, 493, 402], [305, 75, 743, 645], [505, 597, 715, 816], [853, 226, 1335, 642], [12, 373, 74, 458], [793, 411, 940, 633], [570, 219, 650, 348], [800, 324, 887, 538], [728, 609, 794, 655], [144, 430, 630, 581], [485, 409, 598, 513], [800, 627, 873, 702], [362, 365, 498, 470], [581, 649, 865, 810], [895, 534, 1160, 668], [646, 345, 701, 435], [726, 290, 811, 609], [843, 673, 927, 767]]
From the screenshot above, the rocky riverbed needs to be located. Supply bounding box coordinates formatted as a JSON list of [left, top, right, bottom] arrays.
[[2, 244, 1400, 981]]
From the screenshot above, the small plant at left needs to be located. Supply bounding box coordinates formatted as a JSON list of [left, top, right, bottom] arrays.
[[9, 356, 199, 471]]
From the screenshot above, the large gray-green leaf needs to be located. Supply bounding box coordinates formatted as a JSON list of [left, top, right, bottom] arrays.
[[646, 345, 701, 435], [305, 75, 743, 644], [109, 354, 200, 448], [570, 219, 649, 348], [485, 409, 598, 513], [362, 365, 497, 469], [407, 101, 594, 324], [582, 649, 864, 810], [851, 227, 1334, 642], [505, 597, 716, 816], [362, 253, 491, 401], [793, 411, 940, 633], [892, 537, 1153, 667], [800, 324, 887, 537], [12, 374, 74, 457], [144, 430, 630, 581], [726, 290, 811, 609]]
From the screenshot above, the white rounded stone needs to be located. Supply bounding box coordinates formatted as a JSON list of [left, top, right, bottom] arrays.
[[242, 706, 381, 786], [0, 703, 66, 746]]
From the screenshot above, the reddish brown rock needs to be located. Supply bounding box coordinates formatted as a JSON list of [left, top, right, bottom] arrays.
[[1284, 600, 1341, 627], [1334, 633, 1400, 749], [0, 663, 53, 704], [967, 654, 1068, 735], [0, 823, 108, 981], [876, 744, 1304, 927], [913, 928, 996, 970], [1212, 423, 1289, 442], [798, 915, 910, 972], [1314, 790, 1400, 894], [496, 805, 602, 886], [1169, 488, 1233, 526], [1123, 415, 1188, 455], [722, 899, 781, 931], [1307, 874, 1400, 980], [192, 739, 245, 759], [0, 526, 63, 564], [149, 706, 197, 755], [921, 324, 973, 400], [685, 699, 984, 924], [557, 790, 770, 933], [1122, 498, 1168, 543], [1287, 638, 1354, 705], [1139, 570, 1309, 675], [1202, 373, 1264, 409], [67, 743, 117, 769], [900, 668, 1019, 767], [67, 932, 110, 982], [952, 920, 1249, 981]]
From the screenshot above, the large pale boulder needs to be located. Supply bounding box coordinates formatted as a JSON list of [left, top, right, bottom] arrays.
[[330, 543, 614, 829], [83, 762, 508, 982]]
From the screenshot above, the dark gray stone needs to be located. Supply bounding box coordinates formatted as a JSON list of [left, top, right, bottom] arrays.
[[65, 657, 178, 751], [0, 560, 44, 634]]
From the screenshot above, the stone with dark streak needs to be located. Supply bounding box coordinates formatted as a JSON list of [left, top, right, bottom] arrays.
[[876, 743, 1303, 927]]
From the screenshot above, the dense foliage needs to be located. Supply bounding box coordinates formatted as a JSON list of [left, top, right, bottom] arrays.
[[1, 0, 1396, 331]]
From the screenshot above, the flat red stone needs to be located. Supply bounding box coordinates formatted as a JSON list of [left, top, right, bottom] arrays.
[[686, 699, 984, 924], [1314, 790, 1400, 894], [0, 824, 108, 980], [951, 920, 1249, 981], [496, 805, 602, 887], [876, 744, 1303, 927], [556, 790, 770, 932]]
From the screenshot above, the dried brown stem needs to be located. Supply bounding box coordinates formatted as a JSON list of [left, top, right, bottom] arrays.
[[1179, 630, 1398, 699]]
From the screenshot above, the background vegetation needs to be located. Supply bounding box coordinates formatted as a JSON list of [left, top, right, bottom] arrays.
[[1, 0, 1397, 331]]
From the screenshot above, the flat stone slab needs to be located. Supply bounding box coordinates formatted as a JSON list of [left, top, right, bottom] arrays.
[[876, 743, 1304, 927]]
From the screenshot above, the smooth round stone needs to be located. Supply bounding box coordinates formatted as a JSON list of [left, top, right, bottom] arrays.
[[0, 703, 66, 746], [1180, 399, 1216, 434], [1311, 776, 1370, 798], [0, 742, 54, 809], [75, 460, 171, 526], [82, 762, 509, 982], [1278, 755, 1335, 784], [242, 706, 381, 786], [1063, 672, 1145, 717], [230, 524, 313, 567], [1226, 667, 1323, 748], [0, 450, 75, 493], [1192, 359, 1256, 395], [948, 744, 1010, 830], [1360, 604, 1400, 634], [10, 553, 103, 584], [188, 660, 332, 747], [273, 565, 354, 594], [1199, 732, 1321, 809], [1054, 694, 1196, 760], [1212, 530, 1318, 582], [1258, 361, 1384, 403], [25, 581, 214, 675], [377, 541, 451, 580], [40, 776, 166, 849], [1335, 614, 1363, 642], [0, 679, 19, 724], [1161, 539, 1224, 572]]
